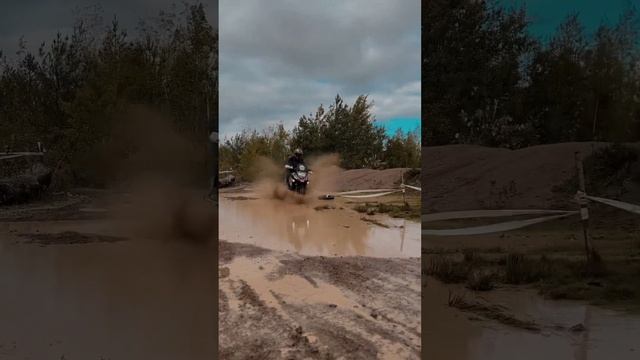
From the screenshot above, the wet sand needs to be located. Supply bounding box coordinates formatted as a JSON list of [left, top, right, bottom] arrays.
[[219, 241, 421, 360], [425, 277, 640, 360], [0, 200, 216, 359]]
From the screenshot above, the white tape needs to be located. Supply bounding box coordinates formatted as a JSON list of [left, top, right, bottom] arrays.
[[423, 209, 574, 223], [340, 190, 403, 199], [334, 189, 398, 195], [401, 184, 422, 192], [0, 152, 45, 161], [423, 212, 578, 236], [586, 195, 640, 215]]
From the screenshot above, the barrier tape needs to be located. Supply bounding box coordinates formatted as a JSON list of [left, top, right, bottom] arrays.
[[334, 189, 398, 195], [586, 195, 640, 216], [0, 152, 45, 161], [423, 209, 574, 223], [401, 184, 422, 192], [422, 193, 640, 236], [339, 190, 404, 199], [423, 211, 578, 236]]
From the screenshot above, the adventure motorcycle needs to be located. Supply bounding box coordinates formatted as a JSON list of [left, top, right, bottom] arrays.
[[285, 163, 310, 194]]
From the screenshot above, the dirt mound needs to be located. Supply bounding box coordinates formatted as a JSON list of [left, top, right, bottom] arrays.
[[423, 142, 610, 212], [336, 168, 419, 191]]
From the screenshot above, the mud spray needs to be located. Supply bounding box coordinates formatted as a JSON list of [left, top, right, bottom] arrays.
[[97, 106, 217, 243], [252, 154, 342, 205]]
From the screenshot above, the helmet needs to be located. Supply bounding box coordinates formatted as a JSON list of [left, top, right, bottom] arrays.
[[294, 148, 303, 156]]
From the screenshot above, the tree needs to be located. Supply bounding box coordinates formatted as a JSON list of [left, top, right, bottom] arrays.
[[423, 0, 533, 146]]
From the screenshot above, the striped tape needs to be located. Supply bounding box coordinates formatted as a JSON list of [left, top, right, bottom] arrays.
[[423, 209, 574, 223], [334, 189, 398, 195], [423, 211, 578, 236], [586, 195, 640, 215], [401, 184, 422, 192], [339, 190, 403, 199], [1, 152, 45, 161]]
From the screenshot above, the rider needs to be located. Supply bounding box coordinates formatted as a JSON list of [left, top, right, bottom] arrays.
[[286, 148, 305, 187], [287, 148, 305, 169]]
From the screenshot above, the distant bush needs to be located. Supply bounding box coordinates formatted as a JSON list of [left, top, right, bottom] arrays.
[[0, 3, 216, 187], [219, 95, 421, 176]]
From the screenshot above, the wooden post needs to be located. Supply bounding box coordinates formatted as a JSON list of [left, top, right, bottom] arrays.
[[575, 151, 594, 261], [401, 172, 407, 206]]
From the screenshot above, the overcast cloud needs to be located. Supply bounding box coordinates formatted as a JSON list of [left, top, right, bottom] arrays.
[[219, 0, 420, 139], [0, 1, 217, 57]]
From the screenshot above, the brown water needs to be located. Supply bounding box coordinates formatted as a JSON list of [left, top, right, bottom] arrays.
[[0, 220, 216, 360], [219, 193, 420, 258], [424, 278, 640, 360]]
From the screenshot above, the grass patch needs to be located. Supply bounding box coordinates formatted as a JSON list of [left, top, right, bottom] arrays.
[[353, 201, 420, 219], [426, 251, 640, 306]]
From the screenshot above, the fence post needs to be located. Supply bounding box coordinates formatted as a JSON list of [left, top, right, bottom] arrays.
[[401, 172, 407, 206], [575, 151, 594, 262]]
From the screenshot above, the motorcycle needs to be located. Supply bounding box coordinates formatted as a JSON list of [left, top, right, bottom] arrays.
[[285, 163, 311, 194]]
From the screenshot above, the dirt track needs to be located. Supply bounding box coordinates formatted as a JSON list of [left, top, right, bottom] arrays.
[[219, 241, 421, 359], [218, 180, 422, 359]]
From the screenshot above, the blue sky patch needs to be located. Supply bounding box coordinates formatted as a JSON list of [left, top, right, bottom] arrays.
[[376, 117, 421, 137]]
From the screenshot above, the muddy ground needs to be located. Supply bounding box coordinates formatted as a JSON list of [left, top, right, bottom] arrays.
[[423, 143, 640, 360], [0, 189, 217, 359], [218, 241, 420, 360], [218, 183, 421, 359]]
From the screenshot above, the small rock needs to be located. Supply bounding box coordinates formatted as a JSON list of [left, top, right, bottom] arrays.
[[219, 267, 230, 278], [370, 310, 378, 319], [306, 335, 319, 345], [258, 265, 264, 270], [327, 304, 337, 308]]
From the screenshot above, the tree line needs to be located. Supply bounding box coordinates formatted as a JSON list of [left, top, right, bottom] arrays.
[[0, 3, 217, 186], [423, 0, 640, 148], [219, 95, 421, 180]]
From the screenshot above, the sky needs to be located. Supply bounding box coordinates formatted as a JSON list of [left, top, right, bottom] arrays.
[[219, 0, 421, 139], [500, 0, 632, 40], [0, 0, 217, 58]]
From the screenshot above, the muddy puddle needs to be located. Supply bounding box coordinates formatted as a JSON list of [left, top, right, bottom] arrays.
[[425, 278, 640, 360], [219, 191, 420, 257], [0, 220, 216, 359]]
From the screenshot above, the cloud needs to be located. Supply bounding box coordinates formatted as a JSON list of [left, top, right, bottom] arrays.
[[0, 1, 217, 57], [219, 0, 420, 139]]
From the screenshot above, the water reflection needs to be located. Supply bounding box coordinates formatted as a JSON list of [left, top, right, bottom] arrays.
[[219, 195, 420, 258]]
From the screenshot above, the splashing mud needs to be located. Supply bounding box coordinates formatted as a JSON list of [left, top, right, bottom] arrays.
[[91, 107, 217, 244], [251, 154, 343, 205]]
